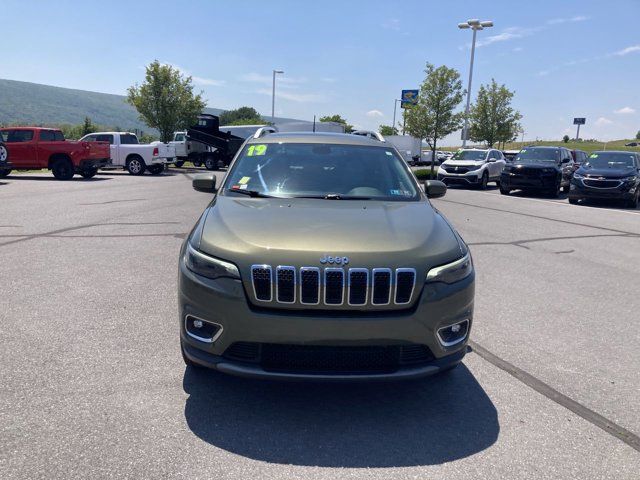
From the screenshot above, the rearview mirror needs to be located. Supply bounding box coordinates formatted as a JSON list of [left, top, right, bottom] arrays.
[[192, 173, 217, 193], [424, 180, 447, 199]]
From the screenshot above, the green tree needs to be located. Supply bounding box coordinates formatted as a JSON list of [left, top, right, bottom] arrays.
[[562, 134, 570, 143], [379, 124, 398, 136], [404, 63, 465, 177], [636, 130, 640, 140], [127, 60, 206, 142], [219, 106, 263, 126], [81, 117, 97, 136], [319, 114, 354, 133], [469, 79, 522, 148]]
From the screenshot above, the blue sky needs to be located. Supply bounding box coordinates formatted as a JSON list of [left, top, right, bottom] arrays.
[[3, 0, 639, 144]]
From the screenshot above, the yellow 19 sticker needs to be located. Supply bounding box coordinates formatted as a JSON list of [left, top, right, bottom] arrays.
[[247, 144, 267, 156]]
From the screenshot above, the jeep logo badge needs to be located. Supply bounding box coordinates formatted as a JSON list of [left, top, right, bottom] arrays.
[[320, 255, 349, 265]]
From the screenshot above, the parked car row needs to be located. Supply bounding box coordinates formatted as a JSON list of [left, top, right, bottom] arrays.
[[433, 146, 639, 208]]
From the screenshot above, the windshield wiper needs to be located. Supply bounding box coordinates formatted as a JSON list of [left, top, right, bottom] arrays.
[[227, 189, 277, 198], [294, 193, 372, 200]]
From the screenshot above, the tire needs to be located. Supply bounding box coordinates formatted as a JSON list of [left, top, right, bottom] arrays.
[[147, 164, 164, 175], [80, 168, 97, 179], [478, 171, 489, 190], [569, 198, 579, 205], [204, 154, 218, 171], [174, 160, 185, 168], [0, 143, 8, 163], [51, 158, 75, 180], [499, 186, 511, 195], [126, 156, 146, 175], [193, 161, 202, 168], [0, 168, 11, 178], [626, 190, 639, 209]]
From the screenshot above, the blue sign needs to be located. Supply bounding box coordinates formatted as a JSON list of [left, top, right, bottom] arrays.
[[401, 89, 419, 108]]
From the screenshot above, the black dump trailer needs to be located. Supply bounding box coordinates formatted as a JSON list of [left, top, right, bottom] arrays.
[[186, 114, 246, 170]]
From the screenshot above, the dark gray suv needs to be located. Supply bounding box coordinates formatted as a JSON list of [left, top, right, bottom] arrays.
[[179, 132, 475, 380]]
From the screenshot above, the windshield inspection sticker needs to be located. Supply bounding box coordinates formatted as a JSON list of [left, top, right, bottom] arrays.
[[238, 176, 251, 185], [247, 144, 267, 156], [385, 151, 393, 156], [590, 154, 598, 158]]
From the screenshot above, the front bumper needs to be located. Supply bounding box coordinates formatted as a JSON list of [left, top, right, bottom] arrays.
[[568, 180, 636, 200], [178, 259, 475, 381], [500, 172, 557, 190], [437, 169, 483, 186]]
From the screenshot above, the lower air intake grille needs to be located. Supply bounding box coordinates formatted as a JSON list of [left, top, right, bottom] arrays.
[[222, 343, 436, 374]]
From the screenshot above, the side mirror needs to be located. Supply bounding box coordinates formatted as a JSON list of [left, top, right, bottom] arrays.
[[192, 173, 217, 193], [424, 180, 447, 199]]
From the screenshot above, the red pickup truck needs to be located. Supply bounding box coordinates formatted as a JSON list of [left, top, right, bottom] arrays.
[[0, 127, 111, 180]]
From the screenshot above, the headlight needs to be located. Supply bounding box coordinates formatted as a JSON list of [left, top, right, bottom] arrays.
[[426, 252, 473, 284], [573, 173, 584, 179], [623, 175, 638, 182], [184, 243, 240, 280]]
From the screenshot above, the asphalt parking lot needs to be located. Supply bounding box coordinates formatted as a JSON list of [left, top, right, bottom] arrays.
[[1, 169, 639, 479]]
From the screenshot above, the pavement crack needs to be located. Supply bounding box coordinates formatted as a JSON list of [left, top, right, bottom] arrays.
[[469, 340, 640, 453]]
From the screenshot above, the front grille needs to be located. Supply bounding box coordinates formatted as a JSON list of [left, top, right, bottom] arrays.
[[324, 268, 345, 305], [442, 165, 471, 174], [251, 265, 272, 301], [372, 269, 392, 305], [584, 179, 621, 189], [515, 167, 543, 176], [300, 268, 320, 304], [249, 265, 417, 307], [395, 269, 416, 304], [276, 266, 295, 303], [223, 343, 435, 374]]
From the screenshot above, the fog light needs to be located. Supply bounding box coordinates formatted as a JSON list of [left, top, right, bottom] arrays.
[[185, 315, 222, 343], [437, 319, 469, 347]]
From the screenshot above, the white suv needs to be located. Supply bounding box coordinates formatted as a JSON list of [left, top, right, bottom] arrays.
[[437, 148, 506, 189]]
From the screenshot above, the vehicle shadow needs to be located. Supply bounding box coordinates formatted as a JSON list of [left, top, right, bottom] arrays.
[[6, 175, 111, 182], [182, 363, 499, 467]]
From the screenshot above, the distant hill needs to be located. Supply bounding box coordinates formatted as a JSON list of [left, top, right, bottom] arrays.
[[0, 78, 302, 132]]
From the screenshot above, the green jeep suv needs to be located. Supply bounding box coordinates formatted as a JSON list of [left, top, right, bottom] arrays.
[[179, 132, 475, 380]]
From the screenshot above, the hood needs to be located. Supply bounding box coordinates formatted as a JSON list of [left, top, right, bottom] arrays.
[[577, 166, 637, 179], [197, 196, 463, 274], [443, 159, 486, 168]]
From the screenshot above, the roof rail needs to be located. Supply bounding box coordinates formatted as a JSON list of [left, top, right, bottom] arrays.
[[352, 130, 385, 142], [253, 126, 278, 139]]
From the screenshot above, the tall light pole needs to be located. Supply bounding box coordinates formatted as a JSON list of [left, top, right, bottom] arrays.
[[271, 70, 284, 122], [392, 99, 401, 134], [458, 19, 493, 147]]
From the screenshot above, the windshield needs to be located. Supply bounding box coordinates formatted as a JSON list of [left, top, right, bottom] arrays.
[[514, 148, 559, 163], [451, 150, 487, 161], [224, 143, 420, 201], [584, 152, 637, 169], [220, 126, 263, 139]]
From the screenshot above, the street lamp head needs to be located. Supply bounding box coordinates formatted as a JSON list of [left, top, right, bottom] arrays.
[[480, 20, 494, 28], [458, 22, 470, 29], [467, 19, 480, 26], [274, 70, 284, 74]]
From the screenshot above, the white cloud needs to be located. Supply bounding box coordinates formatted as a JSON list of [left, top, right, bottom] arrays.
[[240, 72, 306, 86], [162, 63, 224, 86], [613, 45, 640, 56], [547, 15, 588, 25], [256, 88, 324, 103], [366, 109, 384, 118], [595, 117, 613, 126], [614, 106, 636, 114], [382, 18, 400, 31]]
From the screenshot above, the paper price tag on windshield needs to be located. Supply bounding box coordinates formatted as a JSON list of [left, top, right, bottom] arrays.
[[238, 176, 251, 185], [247, 145, 267, 156]]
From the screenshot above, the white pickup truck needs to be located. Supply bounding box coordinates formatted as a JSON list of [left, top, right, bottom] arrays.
[[80, 132, 176, 175]]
